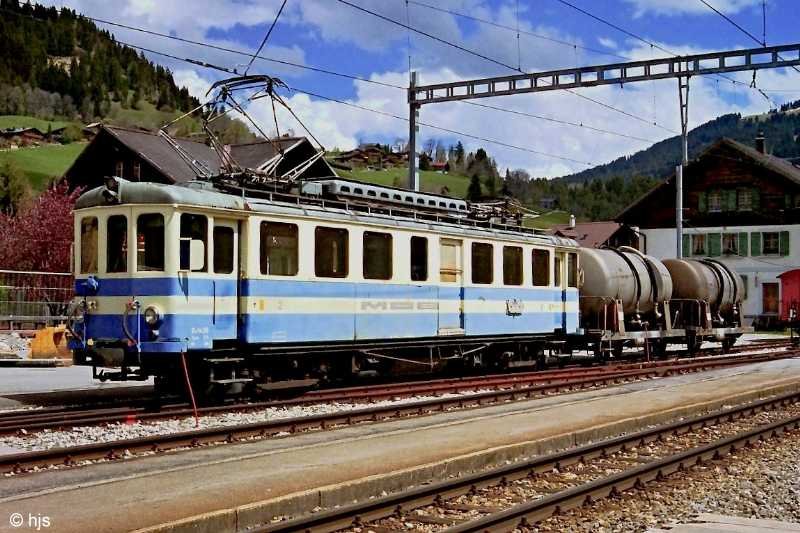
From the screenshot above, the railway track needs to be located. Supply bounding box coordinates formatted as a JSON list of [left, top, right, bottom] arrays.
[[0, 344, 796, 476], [256, 390, 800, 533], [0, 340, 793, 438]]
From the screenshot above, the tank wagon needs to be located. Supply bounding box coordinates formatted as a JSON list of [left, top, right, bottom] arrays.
[[573, 247, 678, 359], [67, 178, 580, 396]]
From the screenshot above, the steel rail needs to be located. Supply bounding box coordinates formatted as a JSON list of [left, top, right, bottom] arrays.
[[0, 344, 795, 437], [255, 390, 800, 533]]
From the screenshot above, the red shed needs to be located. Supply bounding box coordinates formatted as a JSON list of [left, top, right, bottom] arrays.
[[778, 269, 800, 322]]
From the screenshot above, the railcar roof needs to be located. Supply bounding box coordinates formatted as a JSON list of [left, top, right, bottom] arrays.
[[75, 179, 578, 247]]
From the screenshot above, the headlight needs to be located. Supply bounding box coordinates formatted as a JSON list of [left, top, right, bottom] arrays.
[[144, 305, 162, 326]]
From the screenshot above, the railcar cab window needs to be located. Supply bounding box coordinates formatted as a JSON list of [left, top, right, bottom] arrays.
[[503, 246, 523, 286], [180, 214, 208, 272], [532, 249, 550, 287], [554, 254, 563, 288], [471, 243, 493, 284], [315, 226, 348, 278], [410, 236, 428, 282], [80, 217, 98, 274], [213, 226, 234, 274], [363, 231, 392, 280], [106, 215, 128, 273], [567, 253, 578, 288], [261, 222, 298, 276], [136, 214, 165, 272]]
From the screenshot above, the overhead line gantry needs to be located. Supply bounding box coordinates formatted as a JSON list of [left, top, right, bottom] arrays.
[[408, 42, 800, 257]]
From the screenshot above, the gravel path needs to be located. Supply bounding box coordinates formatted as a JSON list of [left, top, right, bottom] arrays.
[[536, 423, 800, 532]]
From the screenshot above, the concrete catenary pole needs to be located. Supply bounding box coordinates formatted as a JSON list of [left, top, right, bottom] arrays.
[[408, 71, 420, 191], [676, 76, 690, 258]]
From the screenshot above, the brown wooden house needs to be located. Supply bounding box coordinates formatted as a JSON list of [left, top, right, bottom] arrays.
[[617, 135, 800, 325]]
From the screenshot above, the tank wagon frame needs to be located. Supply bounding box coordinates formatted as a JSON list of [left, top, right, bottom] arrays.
[[68, 179, 580, 395]]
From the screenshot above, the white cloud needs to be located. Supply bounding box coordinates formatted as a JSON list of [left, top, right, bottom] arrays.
[[598, 37, 618, 50], [623, 0, 761, 17]]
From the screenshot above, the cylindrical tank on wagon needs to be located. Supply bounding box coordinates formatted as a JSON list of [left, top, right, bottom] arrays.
[[662, 258, 744, 313], [579, 248, 673, 315]]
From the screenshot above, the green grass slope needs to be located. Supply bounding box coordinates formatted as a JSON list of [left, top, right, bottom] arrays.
[[0, 115, 76, 131], [0, 143, 85, 189]]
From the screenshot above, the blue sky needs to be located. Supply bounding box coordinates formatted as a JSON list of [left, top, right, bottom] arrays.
[[44, 0, 800, 177]]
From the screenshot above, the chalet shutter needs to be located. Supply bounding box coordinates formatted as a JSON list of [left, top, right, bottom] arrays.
[[682, 234, 691, 257], [751, 232, 762, 256], [708, 233, 722, 257], [738, 232, 749, 256], [725, 190, 737, 211], [697, 192, 707, 213], [751, 189, 761, 210], [780, 231, 791, 256]]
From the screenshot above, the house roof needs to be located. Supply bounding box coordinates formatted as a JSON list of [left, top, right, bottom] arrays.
[[550, 221, 623, 248], [230, 137, 303, 169], [616, 137, 800, 222], [103, 125, 220, 183]]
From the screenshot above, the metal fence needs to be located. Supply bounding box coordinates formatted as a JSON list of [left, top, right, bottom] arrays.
[[0, 270, 74, 330]]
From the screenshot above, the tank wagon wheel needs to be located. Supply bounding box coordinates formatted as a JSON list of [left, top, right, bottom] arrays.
[[686, 335, 703, 357], [721, 336, 736, 353], [649, 339, 668, 360]]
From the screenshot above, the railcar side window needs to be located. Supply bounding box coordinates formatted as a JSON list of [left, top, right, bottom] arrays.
[[554, 255, 563, 288], [440, 239, 462, 283], [410, 236, 428, 282], [471, 243, 493, 284], [503, 246, 523, 285], [106, 215, 128, 273], [567, 253, 578, 288], [261, 222, 298, 276], [79, 217, 98, 274], [136, 214, 165, 272], [363, 231, 392, 280], [532, 249, 550, 287], [180, 214, 208, 272], [213, 226, 235, 274], [315, 226, 348, 278]]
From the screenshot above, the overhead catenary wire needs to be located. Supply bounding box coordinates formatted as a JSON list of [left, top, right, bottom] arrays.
[[336, 0, 678, 133], [698, 0, 800, 76], [407, 0, 629, 61], [89, 35, 595, 168], [1, 3, 661, 144], [243, 0, 288, 76]]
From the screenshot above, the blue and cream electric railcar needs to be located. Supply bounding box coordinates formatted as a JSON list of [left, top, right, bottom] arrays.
[[68, 178, 579, 393]]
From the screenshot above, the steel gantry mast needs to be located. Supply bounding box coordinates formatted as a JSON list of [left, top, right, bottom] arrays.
[[408, 42, 800, 248]]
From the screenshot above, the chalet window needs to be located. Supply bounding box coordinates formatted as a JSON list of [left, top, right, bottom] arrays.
[[567, 253, 578, 288], [471, 243, 493, 284], [722, 233, 739, 256], [691, 234, 706, 256], [738, 190, 752, 211], [106, 215, 128, 273], [708, 190, 722, 213], [410, 236, 428, 282], [137, 214, 165, 272], [213, 226, 235, 275], [180, 214, 208, 272], [315, 227, 348, 278], [363, 231, 392, 280], [532, 249, 550, 287], [763, 232, 780, 255], [260, 222, 298, 276], [132, 161, 141, 181], [80, 217, 98, 274], [115, 161, 124, 178], [502, 246, 523, 286]]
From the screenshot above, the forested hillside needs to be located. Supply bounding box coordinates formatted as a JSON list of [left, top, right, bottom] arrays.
[[0, 0, 197, 123], [562, 105, 800, 183]]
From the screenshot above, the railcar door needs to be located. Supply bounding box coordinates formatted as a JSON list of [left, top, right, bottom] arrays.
[[438, 238, 465, 335], [210, 218, 239, 342]]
